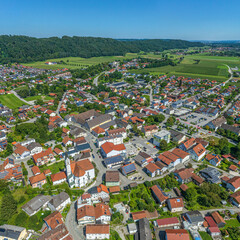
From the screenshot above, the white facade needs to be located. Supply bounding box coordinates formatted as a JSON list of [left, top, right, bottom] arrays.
[[188, 149, 206, 161], [66, 158, 95, 188], [29, 146, 43, 156], [52, 178, 66, 185], [86, 233, 110, 240], [153, 130, 171, 146], [97, 135, 123, 147]]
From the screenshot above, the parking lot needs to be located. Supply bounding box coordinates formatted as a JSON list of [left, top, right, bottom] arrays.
[[181, 112, 213, 127]]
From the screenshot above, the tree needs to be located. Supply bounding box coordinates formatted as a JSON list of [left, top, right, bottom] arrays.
[[159, 140, 168, 151], [185, 188, 197, 202], [0, 193, 17, 224]]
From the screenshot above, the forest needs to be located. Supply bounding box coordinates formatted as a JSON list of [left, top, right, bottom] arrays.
[[0, 35, 203, 63]]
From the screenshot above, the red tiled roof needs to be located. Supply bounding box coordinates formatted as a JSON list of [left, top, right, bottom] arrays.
[[51, 172, 67, 183]]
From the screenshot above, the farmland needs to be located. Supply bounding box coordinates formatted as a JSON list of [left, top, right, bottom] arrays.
[[0, 94, 26, 109], [22, 54, 140, 70], [129, 54, 240, 82]]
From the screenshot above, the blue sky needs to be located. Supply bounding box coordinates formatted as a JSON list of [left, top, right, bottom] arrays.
[[0, 0, 239, 40]]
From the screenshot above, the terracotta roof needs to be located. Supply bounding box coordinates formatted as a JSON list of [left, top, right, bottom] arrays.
[[77, 205, 95, 220], [230, 191, 240, 204], [97, 184, 109, 194], [32, 148, 54, 162], [174, 168, 193, 180], [191, 173, 204, 184], [92, 126, 105, 134], [192, 143, 206, 157], [94, 203, 111, 219], [229, 165, 238, 171], [183, 138, 196, 150], [43, 169, 51, 175], [180, 184, 188, 192], [85, 224, 110, 234], [14, 144, 29, 155], [204, 216, 217, 227], [151, 185, 168, 203], [51, 172, 67, 183], [171, 148, 189, 159], [156, 217, 179, 227], [227, 176, 240, 189], [70, 159, 94, 177], [145, 163, 160, 173], [44, 211, 63, 229], [162, 151, 179, 162], [131, 210, 147, 221], [211, 211, 226, 225], [108, 186, 120, 193], [101, 142, 126, 154], [32, 165, 41, 175], [62, 136, 72, 145], [29, 173, 46, 185], [167, 197, 184, 209], [165, 229, 190, 240], [107, 128, 126, 135]]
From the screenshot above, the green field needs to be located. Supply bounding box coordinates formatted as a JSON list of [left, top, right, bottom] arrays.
[[24, 95, 53, 101], [0, 94, 26, 109], [199, 232, 213, 240], [129, 54, 240, 82], [22, 53, 142, 70]]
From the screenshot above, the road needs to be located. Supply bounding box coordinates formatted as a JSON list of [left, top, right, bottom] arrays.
[[65, 201, 84, 240], [56, 91, 67, 117], [10, 90, 34, 106]]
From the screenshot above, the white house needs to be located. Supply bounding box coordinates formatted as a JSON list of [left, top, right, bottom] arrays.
[[48, 192, 71, 212], [101, 142, 126, 158], [27, 142, 43, 156], [97, 134, 123, 148], [226, 176, 240, 192], [88, 184, 109, 201], [85, 224, 110, 240], [188, 143, 206, 161], [51, 172, 67, 185]]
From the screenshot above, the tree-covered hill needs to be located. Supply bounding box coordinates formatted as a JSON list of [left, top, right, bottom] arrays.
[[0, 35, 204, 63]]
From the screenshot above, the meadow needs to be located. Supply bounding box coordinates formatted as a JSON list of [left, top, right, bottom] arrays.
[[24, 95, 53, 102], [0, 94, 26, 109]]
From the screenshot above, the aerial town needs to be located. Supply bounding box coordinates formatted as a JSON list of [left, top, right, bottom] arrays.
[[0, 51, 240, 240]]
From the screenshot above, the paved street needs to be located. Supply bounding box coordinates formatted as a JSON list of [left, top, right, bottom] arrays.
[[10, 90, 34, 105]]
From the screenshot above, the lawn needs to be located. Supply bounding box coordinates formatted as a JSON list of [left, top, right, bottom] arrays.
[[39, 160, 65, 174], [199, 231, 213, 240], [24, 95, 53, 101], [0, 94, 26, 109], [224, 219, 240, 228]]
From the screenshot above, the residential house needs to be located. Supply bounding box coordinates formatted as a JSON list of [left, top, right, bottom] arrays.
[[121, 163, 137, 176], [206, 154, 222, 166], [171, 148, 190, 163], [142, 125, 158, 137], [174, 168, 193, 184], [179, 138, 196, 152], [51, 172, 67, 185], [199, 167, 221, 184], [230, 191, 240, 207], [169, 129, 186, 144], [167, 197, 184, 212], [105, 171, 120, 187], [205, 116, 227, 131], [188, 143, 206, 161], [184, 211, 204, 227], [32, 148, 55, 166], [226, 176, 240, 192], [156, 217, 180, 228], [144, 163, 161, 177], [151, 185, 168, 205], [27, 142, 42, 156], [136, 218, 152, 240], [211, 211, 226, 228], [48, 192, 71, 212], [44, 211, 63, 230], [85, 224, 110, 240], [29, 173, 46, 188], [0, 225, 28, 240], [14, 144, 30, 160]]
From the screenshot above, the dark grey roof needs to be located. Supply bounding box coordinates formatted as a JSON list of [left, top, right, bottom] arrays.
[[199, 167, 221, 183], [49, 192, 70, 208], [0, 224, 25, 239], [138, 218, 152, 240], [221, 124, 240, 134], [186, 211, 204, 224], [27, 142, 42, 151], [104, 155, 124, 166], [73, 151, 91, 161], [86, 114, 112, 129], [22, 194, 51, 216], [99, 120, 116, 130]]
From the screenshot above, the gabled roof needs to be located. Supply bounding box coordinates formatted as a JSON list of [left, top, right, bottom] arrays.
[[44, 211, 63, 229], [101, 142, 126, 154], [151, 185, 168, 203], [51, 172, 67, 183], [29, 173, 46, 185], [85, 224, 110, 235]]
